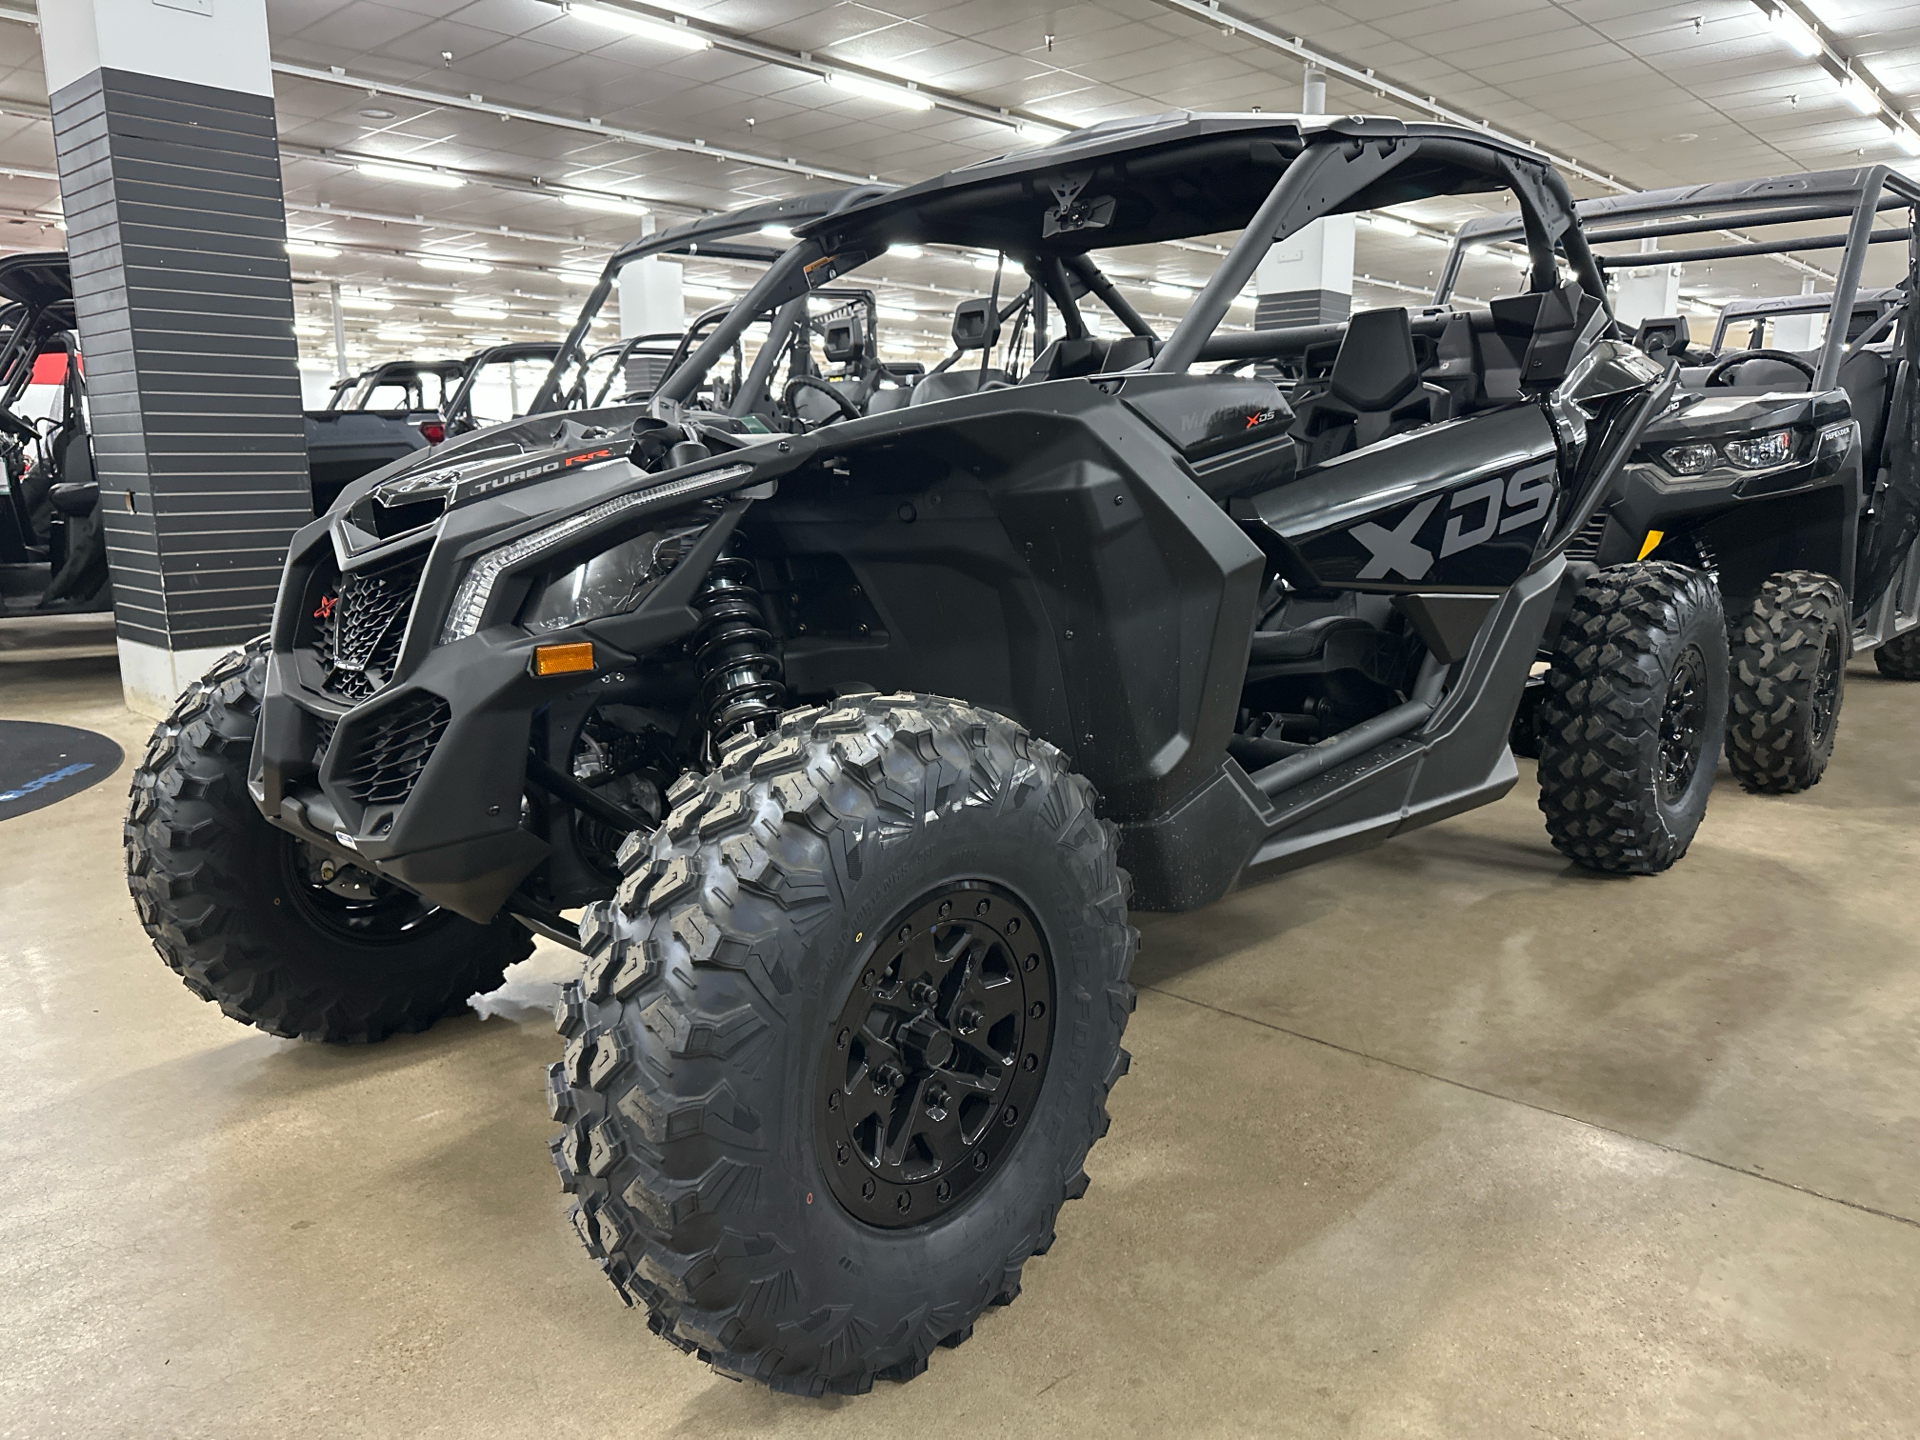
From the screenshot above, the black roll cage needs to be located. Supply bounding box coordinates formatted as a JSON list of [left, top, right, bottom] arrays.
[[1436, 167, 1920, 392], [526, 185, 890, 418], [652, 114, 1605, 411], [1709, 286, 1905, 351]]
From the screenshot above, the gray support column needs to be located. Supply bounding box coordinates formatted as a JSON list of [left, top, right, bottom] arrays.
[[38, 0, 308, 716], [1255, 62, 1353, 330]]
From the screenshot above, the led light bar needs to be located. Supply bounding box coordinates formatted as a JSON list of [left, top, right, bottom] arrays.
[[572, 4, 711, 50], [827, 72, 933, 111]]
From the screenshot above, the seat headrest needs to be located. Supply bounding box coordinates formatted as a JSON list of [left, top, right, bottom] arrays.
[[1330, 307, 1420, 412], [950, 298, 1000, 352], [1633, 315, 1691, 358], [822, 313, 866, 363]]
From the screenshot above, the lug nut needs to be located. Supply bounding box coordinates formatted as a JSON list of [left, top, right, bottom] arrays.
[[938, 901, 952, 917], [862, 1178, 876, 1199], [956, 1005, 984, 1035], [896, 1191, 911, 1213], [911, 980, 938, 1005]]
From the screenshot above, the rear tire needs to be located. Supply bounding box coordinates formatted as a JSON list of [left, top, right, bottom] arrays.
[[1874, 629, 1920, 680], [1725, 571, 1847, 794], [124, 640, 532, 1042], [1536, 561, 1727, 874], [548, 693, 1136, 1395]]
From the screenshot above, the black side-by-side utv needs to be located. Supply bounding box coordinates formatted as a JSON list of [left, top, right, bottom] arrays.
[[0, 252, 109, 617], [1440, 168, 1920, 792], [127, 114, 1721, 1395]]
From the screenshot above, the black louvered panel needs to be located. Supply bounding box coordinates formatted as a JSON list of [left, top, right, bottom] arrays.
[[336, 693, 450, 808], [311, 553, 426, 705], [1563, 510, 1611, 563]]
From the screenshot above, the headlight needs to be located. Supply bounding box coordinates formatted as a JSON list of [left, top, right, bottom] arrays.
[[520, 525, 702, 634], [437, 462, 756, 644], [1723, 428, 1796, 470], [1661, 442, 1715, 476]]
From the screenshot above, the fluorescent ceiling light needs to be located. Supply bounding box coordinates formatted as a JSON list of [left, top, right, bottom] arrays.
[[684, 283, 736, 300], [1229, 293, 1256, 308], [1149, 282, 1193, 299], [1839, 75, 1877, 114], [1891, 123, 1920, 156], [357, 161, 465, 188], [450, 303, 507, 318], [1769, 7, 1821, 57], [419, 255, 493, 274], [572, 4, 709, 50], [287, 240, 341, 258], [759, 224, 794, 241], [338, 295, 393, 311], [1466, 242, 1490, 256], [878, 306, 918, 321], [827, 72, 933, 111], [293, 321, 327, 335], [887, 243, 922, 259], [563, 192, 649, 217], [973, 253, 1003, 270], [1367, 214, 1418, 238], [556, 268, 603, 285]]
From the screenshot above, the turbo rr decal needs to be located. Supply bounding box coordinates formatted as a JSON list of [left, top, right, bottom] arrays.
[[1300, 457, 1560, 589], [453, 446, 617, 503]]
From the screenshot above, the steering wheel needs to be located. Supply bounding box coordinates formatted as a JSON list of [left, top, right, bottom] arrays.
[[780, 374, 862, 428], [1704, 348, 1817, 387]]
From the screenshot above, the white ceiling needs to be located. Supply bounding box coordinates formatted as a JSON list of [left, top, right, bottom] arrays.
[[0, 0, 1916, 375]]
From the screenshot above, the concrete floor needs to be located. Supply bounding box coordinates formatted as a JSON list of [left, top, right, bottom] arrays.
[[2, 646, 1916, 1439]]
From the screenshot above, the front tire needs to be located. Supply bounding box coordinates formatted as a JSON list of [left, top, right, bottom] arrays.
[[124, 640, 532, 1042], [1874, 629, 1920, 681], [1536, 562, 1728, 874], [548, 693, 1136, 1395], [1725, 570, 1847, 794]]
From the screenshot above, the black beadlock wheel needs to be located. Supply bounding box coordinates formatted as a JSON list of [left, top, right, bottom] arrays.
[[1536, 561, 1728, 874], [1725, 570, 1848, 794], [124, 638, 532, 1042], [1874, 628, 1920, 681], [547, 693, 1136, 1396]]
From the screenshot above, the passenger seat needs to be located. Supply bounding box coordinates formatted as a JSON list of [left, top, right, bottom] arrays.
[[1289, 307, 1448, 466]]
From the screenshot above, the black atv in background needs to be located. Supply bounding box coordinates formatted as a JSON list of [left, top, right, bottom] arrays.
[[1441, 168, 1920, 793], [127, 115, 1718, 1396], [0, 252, 109, 618]]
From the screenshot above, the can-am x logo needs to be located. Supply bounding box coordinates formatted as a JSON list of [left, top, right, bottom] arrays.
[[1351, 459, 1556, 581]]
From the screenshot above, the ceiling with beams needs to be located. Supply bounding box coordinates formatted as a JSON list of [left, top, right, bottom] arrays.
[[0, 0, 1917, 394]]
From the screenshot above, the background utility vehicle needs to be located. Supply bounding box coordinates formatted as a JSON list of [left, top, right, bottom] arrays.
[[1440, 168, 1920, 792], [128, 114, 1718, 1397], [0, 251, 106, 617]]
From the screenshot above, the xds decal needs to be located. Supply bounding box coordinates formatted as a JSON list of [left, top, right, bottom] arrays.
[[1352, 459, 1557, 581]]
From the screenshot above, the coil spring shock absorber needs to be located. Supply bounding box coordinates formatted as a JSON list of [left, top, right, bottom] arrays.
[[691, 552, 786, 753]]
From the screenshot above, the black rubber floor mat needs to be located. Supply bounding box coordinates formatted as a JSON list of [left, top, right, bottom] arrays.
[[0, 719, 123, 820]]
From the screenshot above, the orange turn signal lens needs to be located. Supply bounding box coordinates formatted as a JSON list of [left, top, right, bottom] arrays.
[[532, 641, 595, 677]]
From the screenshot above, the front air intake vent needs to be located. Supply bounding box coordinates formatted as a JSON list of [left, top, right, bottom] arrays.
[[335, 691, 450, 808], [311, 552, 426, 705]]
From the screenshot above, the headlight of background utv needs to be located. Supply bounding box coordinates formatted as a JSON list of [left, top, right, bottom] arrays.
[[519, 524, 704, 634], [437, 463, 756, 644], [1660, 442, 1716, 476], [1722, 428, 1796, 470]]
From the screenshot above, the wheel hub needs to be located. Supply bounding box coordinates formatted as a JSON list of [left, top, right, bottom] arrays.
[[1658, 643, 1709, 803], [816, 881, 1054, 1229]]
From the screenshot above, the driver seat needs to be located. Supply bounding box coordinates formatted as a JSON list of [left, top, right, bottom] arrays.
[[1288, 308, 1448, 467]]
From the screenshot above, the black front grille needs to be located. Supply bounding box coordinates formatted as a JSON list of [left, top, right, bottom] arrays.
[[312, 553, 426, 705], [336, 692, 451, 808]]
